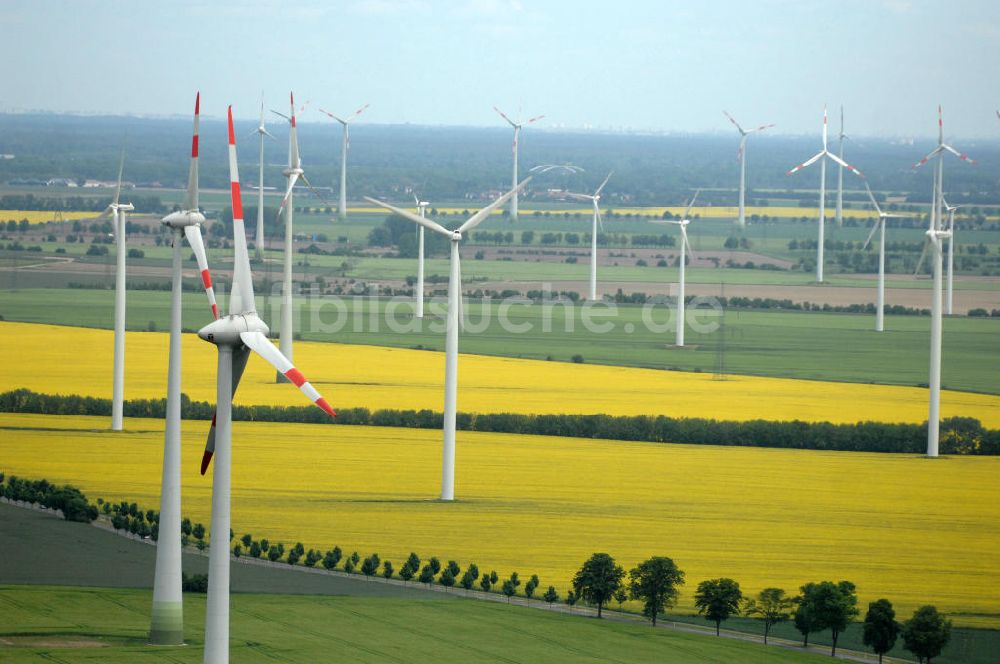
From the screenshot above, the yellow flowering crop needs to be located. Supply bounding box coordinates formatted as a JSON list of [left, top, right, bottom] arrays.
[[2, 412, 997, 626], [1, 322, 998, 426], [0, 211, 97, 225]]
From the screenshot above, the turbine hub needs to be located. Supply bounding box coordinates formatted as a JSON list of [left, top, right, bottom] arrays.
[[283, 167, 304, 177]]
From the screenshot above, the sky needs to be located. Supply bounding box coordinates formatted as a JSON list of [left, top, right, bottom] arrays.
[[2, 0, 999, 138]]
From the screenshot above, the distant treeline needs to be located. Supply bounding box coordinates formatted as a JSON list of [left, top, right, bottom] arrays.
[[0, 473, 98, 522], [2, 388, 997, 455]]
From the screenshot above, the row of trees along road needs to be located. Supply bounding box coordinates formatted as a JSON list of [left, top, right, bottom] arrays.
[[571, 552, 952, 662]]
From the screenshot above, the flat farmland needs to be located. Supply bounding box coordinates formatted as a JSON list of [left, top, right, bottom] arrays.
[[2, 413, 998, 626], [2, 322, 999, 423]]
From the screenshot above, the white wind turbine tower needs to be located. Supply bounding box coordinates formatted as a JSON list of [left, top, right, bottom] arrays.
[[650, 191, 699, 347], [911, 105, 976, 458], [862, 183, 901, 333], [149, 92, 219, 646], [100, 149, 134, 431], [563, 172, 613, 301], [722, 111, 773, 228], [319, 103, 369, 220], [786, 106, 865, 283], [272, 93, 325, 381], [494, 106, 543, 221], [413, 194, 428, 318], [835, 106, 850, 227], [941, 194, 963, 315], [200, 107, 337, 664], [365, 177, 531, 501], [251, 93, 274, 261]]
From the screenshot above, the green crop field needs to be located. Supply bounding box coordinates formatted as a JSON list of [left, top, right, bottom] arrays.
[[1, 288, 997, 393]]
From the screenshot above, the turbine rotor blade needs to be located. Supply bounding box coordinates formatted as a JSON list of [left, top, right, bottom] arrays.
[[277, 172, 302, 217], [594, 171, 613, 196], [459, 177, 533, 233], [364, 197, 453, 238], [524, 114, 545, 125], [912, 146, 943, 171], [184, 92, 200, 212], [563, 192, 595, 202], [786, 151, 824, 176], [227, 105, 256, 315], [683, 189, 701, 220], [863, 182, 882, 216], [493, 105, 516, 127], [240, 330, 336, 417], [201, 345, 250, 475], [113, 147, 126, 206], [913, 239, 931, 276], [318, 108, 347, 125], [299, 172, 334, 209], [942, 144, 976, 165], [826, 152, 865, 178], [183, 224, 219, 319], [722, 110, 745, 135], [862, 219, 880, 251]]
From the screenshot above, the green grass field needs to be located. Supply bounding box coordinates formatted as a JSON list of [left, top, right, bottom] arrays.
[[1, 288, 997, 393], [0, 585, 834, 663]]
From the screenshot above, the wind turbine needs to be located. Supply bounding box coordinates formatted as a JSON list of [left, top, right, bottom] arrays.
[[100, 149, 134, 431], [364, 177, 531, 500], [149, 92, 218, 646], [413, 194, 428, 318], [250, 93, 274, 261], [862, 183, 901, 333], [911, 106, 975, 458], [650, 191, 699, 347], [319, 103, 369, 220], [722, 111, 773, 228], [835, 106, 850, 226], [941, 195, 963, 315], [786, 106, 865, 283], [200, 107, 336, 663], [563, 172, 613, 301], [494, 106, 543, 221], [271, 93, 324, 382]]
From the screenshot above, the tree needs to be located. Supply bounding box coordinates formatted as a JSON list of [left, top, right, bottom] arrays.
[[429, 557, 441, 575], [419, 564, 435, 584], [613, 588, 628, 611], [812, 580, 859, 656], [627, 556, 685, 626], [232, 544, 242, 558], [323, 546, 342, 570], [490, 570, 498, 586], [794, 583, 822, 647], [268, 543, 284, 562], [902, 606, 951, 663], [479, 574, 492, 592], [694, 578, 743, 636], [525, 574, 540, 599], [439, 568, 456, 589], [382, 560, 394, 580], [446, 560, 461, 578], [501, 579, 516, 601], [565, 590, 577, 607], [573, 553, 625, 619], [240, 533, 253, 548], [863, 599, 900, 664], [181, 517, 192, 537], [249, 540, 262, 558], [361, 553, 380, 577], [543, 586, 559, 604], [744, 587, 794, 644], [460, 563, 480, 590], [192, 522, 205, 541]]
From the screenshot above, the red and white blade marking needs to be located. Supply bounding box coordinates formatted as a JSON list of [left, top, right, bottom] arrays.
[[240, 330, 337, 418], [183, 224, 219, 319]]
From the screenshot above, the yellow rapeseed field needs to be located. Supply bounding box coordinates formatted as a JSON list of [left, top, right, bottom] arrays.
[[0, 210, 97, 225], [2, 412, 997, 625], [2, 321, 999, 426]]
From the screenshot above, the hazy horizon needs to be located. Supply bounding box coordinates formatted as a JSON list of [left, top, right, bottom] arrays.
[[2, 1, 999, 138]]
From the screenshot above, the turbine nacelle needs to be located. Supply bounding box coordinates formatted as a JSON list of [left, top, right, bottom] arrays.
[[161, 210, 206, 229], [198, 314, 269, 348]]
